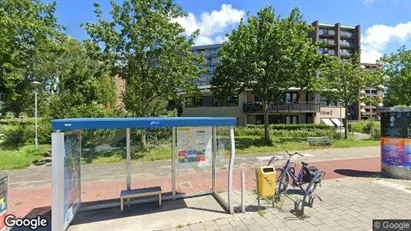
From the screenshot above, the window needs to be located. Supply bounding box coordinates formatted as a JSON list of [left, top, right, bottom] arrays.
[[340, 31, 353, 37], [320, 96, 329, 106], [319, 29, 335, 36], [212, 97, 224, 106], [340, 39, 351, 47], [319, 47, 328, 54], [202, 96, 213, 107], [340, 49, 352, 56], [226, 95, 239, 106], [285, 115, 298, 124], [209, 65, 216, 73], [195, 97, 203, 107], [185, 97, 194, 107], [211, 57, 219, 64], [256, 115, 264, 125], [254, 95, 262, 103], [285, 93, 298, 104], [208, 49, 218, 56]]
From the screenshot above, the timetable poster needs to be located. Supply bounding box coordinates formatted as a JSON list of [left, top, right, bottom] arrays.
[[177, 127, 212, 169], [381, 138, 406, 166]]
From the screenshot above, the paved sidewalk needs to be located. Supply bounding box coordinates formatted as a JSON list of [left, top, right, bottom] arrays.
[[158, 177, 411, 231]]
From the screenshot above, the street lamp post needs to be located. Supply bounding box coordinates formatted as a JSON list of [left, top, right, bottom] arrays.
[[340, 101, 347, 134], [31, 81, 42, 149]]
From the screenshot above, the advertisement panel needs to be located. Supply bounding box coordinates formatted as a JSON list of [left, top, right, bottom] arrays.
[[63, 132, 81, 229], [177, 127, 212, 169], [0, 172, 7, 231], [381, 138, 406, 166], [405, 140, 411, 168], [381, 112, 408, 138]]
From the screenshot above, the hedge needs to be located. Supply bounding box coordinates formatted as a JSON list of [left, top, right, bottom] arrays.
[[246, 124, 331, 130]]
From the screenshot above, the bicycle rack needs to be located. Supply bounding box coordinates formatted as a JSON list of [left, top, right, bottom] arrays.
[[292, 171, 324, 216]]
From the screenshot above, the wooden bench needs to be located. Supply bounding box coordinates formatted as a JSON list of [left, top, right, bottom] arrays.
[[120, 186, 162, 211], [307, 137, 332, 145]]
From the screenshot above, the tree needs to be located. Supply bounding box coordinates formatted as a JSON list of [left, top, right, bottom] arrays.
[[46, 38, 117, 119], [82, 0, 203, 117], [318, 54, 379, 138], [0, 0, 64, 116], [212, 7, 323, 143], [379, 46, 411, 106]]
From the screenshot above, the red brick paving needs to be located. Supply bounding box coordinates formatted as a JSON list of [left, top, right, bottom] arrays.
[[8, 157, 380, 218]]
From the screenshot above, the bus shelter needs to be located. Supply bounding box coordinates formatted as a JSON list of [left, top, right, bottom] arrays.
[[50, 117, 237, 231]]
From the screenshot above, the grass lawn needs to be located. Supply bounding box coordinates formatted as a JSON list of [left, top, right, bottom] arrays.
[[0, 138, 380, 170], [0, 145, 50, 170]]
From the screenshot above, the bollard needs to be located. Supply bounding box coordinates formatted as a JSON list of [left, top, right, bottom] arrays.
[[241, 170, 246, 213]]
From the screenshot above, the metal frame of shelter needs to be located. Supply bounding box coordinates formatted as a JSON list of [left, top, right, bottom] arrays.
[[51, 117, 237, 231]]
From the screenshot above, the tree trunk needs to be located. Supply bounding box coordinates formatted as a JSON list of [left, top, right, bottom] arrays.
[[344, 104, 349, 139], [263, 100, 271, 144]]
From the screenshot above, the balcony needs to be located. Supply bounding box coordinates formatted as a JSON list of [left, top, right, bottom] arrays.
[[340, 49, 353, 57], [340, 31, 353, 38], [319, 29, 336, 37], [243, 102, 321, 113], [340, 40, 353, 48]]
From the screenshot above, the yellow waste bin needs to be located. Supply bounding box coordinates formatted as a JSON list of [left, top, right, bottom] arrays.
[[256, 166, 276, 197]]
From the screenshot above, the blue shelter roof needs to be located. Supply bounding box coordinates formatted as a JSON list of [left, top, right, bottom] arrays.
[[51, 117, 236, 131]]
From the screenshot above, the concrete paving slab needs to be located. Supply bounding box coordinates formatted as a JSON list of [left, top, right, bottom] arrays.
[[68, 195, 231, 231]]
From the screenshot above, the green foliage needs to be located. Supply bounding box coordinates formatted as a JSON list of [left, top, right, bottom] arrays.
[[1, 118, 51, 146], [351, 120, 381, 139], [212, 6, 323, 143], [0, 0, 64, 115], [246, 124, 331, 130], [379, 46, 411, 106], [2, 123, 33, 147], [318, 54, 381, 138], [83, 0, 203, 117], [0, 145, 49, 170]]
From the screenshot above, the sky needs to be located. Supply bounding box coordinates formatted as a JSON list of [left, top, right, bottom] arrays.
[[46, 0, 411, 63]]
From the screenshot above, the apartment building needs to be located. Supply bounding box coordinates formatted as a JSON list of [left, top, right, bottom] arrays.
[[181, 21, 364, 126], [360, 63, 384, 120], [311, 21, 362, 120], [311, 21, 360, 59], [191, 44, 222, 86]]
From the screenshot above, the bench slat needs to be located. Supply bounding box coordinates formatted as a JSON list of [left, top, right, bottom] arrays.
[[121, 186, 161, 197]]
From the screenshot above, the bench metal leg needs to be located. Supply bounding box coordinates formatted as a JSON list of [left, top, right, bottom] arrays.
[[121, 198, 123, 211], [159, 194, 162, 207]]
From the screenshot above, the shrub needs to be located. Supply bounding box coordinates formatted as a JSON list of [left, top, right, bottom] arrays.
[[235, 126, 335, 139], [246, 124, 331, 130], [2, 123, 33, 147]]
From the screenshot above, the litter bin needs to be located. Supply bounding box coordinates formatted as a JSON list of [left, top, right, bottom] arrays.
[[256, 166, 276, 197]]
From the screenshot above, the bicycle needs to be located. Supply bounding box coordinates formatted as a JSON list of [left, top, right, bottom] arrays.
[[268, 151, 325, 197]]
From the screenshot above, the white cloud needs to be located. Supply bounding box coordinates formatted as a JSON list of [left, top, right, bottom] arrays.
[[172, 4, 245, 45], [363, 0, 375, 5], [361, 22, 411, 63]]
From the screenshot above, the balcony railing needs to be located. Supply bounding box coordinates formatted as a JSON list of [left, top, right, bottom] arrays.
[[340, 31, 353, 38], [319, 29, 335, 36], [243, 102, 321, 113]]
